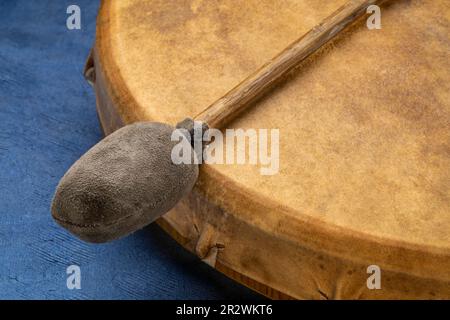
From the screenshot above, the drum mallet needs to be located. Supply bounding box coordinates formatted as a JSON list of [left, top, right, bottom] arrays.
[[52, 0, 384, 242]]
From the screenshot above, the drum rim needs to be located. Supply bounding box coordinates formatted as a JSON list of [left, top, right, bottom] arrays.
[[94, 0, 450, 281]]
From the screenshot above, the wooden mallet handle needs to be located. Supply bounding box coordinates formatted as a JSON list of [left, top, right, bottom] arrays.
[[195, 0, 384, 128]]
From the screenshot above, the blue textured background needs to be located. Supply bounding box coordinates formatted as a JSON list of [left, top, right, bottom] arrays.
[[0, 0, 261, 299]]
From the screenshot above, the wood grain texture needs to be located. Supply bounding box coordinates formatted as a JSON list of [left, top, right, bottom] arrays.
[[92, 0, 450, 299], [196, 0, 384, 128]]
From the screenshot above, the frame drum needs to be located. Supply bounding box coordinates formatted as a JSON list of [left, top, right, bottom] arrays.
[[87, 0, 450, 299]]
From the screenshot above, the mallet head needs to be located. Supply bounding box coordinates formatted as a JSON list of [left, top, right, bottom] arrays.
[[51, 121, 199, 243]]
